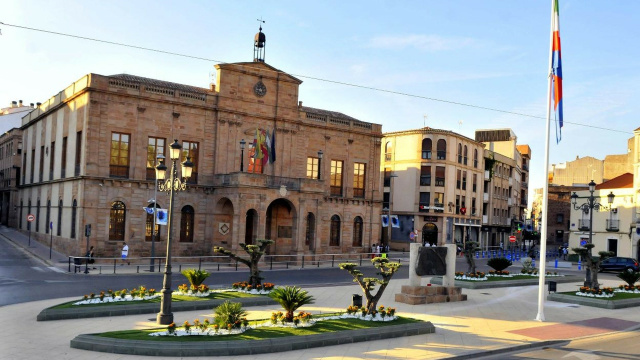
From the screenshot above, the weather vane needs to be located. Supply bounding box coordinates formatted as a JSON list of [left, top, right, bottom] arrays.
[[257, 17, 265, 30]]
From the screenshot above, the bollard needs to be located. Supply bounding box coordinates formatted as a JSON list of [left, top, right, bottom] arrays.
[[482, 251, 485, 258], [578, 260, 582, 270], [555, 258, 558, 268], [532, 259, 535, 268], [476, 251, 479, 259]]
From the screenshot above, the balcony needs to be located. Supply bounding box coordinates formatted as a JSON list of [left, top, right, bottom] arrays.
[[483, 192, 489, 202], [433, 203, 444, 213], [212, 173, 324, 194], [483, 215, 488, 223], [508, 198, 512, 206], [435, 178, 445, 187], [509, 177, 513, 186], [606, 219, 620, 232], [522, 164, 529, 171], [522, 182, 528, 188], [419, 202, 430, 213], [385, 153, 392, 162], [436, 151, 446, 160], [484, 170, 490, 180], [578, 219, 591, 231]]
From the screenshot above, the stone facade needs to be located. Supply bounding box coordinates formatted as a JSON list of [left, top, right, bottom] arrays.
[[17, 61, 383, 258]]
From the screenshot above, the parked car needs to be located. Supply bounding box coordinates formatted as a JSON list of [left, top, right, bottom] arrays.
[[599, 257, 640, 273]]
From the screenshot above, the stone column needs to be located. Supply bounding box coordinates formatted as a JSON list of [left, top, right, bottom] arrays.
[[442, 244, 456, 287], [409, 243, 422, 286]]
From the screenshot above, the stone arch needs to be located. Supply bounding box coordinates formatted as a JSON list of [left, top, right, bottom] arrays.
[[422, 223, 438, 246], [265, 198, 298, 255]]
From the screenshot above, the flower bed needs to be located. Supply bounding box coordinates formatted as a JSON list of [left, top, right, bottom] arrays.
[[615, 285, 640, 294], [230, 281, 275, 295], [455, 272, 487, 281], [575, 286, 615, 298], [73, 287, 159, 305]]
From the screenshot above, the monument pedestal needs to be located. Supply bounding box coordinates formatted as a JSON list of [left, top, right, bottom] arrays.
[[395, 285, 467, 305]]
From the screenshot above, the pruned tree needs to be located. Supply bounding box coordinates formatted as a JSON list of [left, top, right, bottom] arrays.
[[213, 239, 274, 287], [463, 241, 481, 274], [572, 244, 613, 290], [339, 257, 401, 314]]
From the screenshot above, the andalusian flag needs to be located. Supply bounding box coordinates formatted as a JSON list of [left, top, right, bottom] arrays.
[[552, 0, 563, 143]]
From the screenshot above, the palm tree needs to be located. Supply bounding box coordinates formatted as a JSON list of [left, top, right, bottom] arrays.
[[269, 286, 314, 322]]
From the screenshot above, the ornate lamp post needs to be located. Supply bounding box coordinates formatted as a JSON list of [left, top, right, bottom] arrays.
[[150, 153, 165, 272], [570, 180, 614, 288], [239, 139, 246, 172], [156, 140, 193, 325]]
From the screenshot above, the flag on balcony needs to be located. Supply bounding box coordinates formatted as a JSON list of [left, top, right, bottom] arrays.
[[381, 215, 389, 227], [254, 128, 264, 160], [391, 215, 400, 228], [156, 209, 168, 225], [262, 129, 271, 166], [552, 0, 563, 143]]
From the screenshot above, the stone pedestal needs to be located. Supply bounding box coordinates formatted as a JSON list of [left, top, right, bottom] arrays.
[[395, 284, 467, 305]]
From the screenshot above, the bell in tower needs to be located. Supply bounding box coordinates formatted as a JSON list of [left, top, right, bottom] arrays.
[[254, 19, 266, 62]]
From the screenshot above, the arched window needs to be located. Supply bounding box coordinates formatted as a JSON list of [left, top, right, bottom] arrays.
[[45, 200, 51, 234], [71, 199, 77, 239], [437, 139, 447, 160], [463, 145, 468, 165], [457, 143, 462, 163], [473, 149, 478, 168], [57, 199, 62, 236], [109, 201, 126, 241], [305, 213, 315, 248], [180, 205, 194, 242], [145, 202, 162, 242], [330, 215, 341, 246], [421, 138, 432, 159], [352, 216, 363, 247], [385, 141, 393, 162], [36, 199, 40, 232]]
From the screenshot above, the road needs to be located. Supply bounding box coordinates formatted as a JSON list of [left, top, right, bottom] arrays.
[[478, 330, 640, 359]]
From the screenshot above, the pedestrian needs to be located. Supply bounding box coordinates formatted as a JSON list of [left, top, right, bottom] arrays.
[[563, 247, 568, 260], [371, 243, 376, 259], [85, 246, 96, 269], [121, 242, 130, 265]]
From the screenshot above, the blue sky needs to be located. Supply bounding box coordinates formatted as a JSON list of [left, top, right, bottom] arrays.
[[1, 1, 638, 195]]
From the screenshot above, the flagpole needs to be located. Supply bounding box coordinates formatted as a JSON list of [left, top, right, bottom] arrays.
[[536, 0, 556, 322]]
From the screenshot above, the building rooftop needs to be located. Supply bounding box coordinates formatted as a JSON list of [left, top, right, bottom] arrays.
[[596, 173, 633, 190]]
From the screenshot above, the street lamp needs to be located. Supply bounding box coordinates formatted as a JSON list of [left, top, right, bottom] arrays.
[[156, 139, 193, 325], [239, 139, 246, 172], [317, 150, 323, 180], [570, 180, 614, 288], [387, 173, 398, 246], [150, 153, 165, 272]]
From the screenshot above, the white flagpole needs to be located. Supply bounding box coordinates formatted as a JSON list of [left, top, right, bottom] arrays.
[[536, 0, 556, 322]]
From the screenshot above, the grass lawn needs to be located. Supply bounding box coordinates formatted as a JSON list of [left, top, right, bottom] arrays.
[[51, 291, 259, 309], [457, 275, 561, 282], [96, 316, 423, 342], [558, 291, 640, 301]]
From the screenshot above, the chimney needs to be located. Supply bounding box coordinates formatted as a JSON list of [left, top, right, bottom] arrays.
[[209, 84, 216, 91], [30, 103, 34, 108], [19, 100, 23, 107], [11, 101, 17, 108], [36, 102, 41, 106], [298, 101, 303, 108]]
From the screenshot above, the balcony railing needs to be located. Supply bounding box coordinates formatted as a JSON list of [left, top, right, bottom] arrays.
[[433, 203, 444, 213], [436, 151, 446, 160], [435, 178, 445, 187], [109, 165, 129, 178], [420, 176, 431, 186], [606, 219, 620, 232], [578, 219, 591, 231], [422, 151, 431, 159], [385, 153, 392, 161], [419, 202, 430, 213]]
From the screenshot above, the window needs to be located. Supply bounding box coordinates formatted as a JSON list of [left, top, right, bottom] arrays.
[[383, 192, 390, 210], [57, 199, 62, 236], [49, 141, 55, 180], [473, 149, 478, 168], [436, 139, 447, 160], [556, 213, 564, 224], [435, 166, 445, 186], [384, 141, 392, 162], [420, 165, 431, 186], [109, 201, 126, 241], [434, 192, 444, 213], [462, 171, 467, 190], [383, 167, 392, 187], [71, 199, 77, 239], [145, 203, 161, 241], [75, 131, 82, 176], [472, 198, 476, 215], [305, 213, 315, 246], [353, 163, 366, 198], [180, 205, 194, 242], [248, 145, 263, 174], [306, 157, 319, 179], [330, 160, 343, 196], [457, 143, 462, 163], [353, 216, 363, 247], [36, 199, 40, 232], [421, 138, 432, 159], [110, 133, 129, 178], [30, 149, 34, 183], [147, 137, 165, 180], [473, 174, 477, 192], [61, 136, 67, 178], [22, 153, 26, 184], [456, 195, 460, 214], [330, 215, 341, 246], [39, 146, 44, 182], [419, 192, 431, 212], [463, 145, 468, 165], [182, 141, 199, 184], [45, 200, 50, 234], [456, 169, 461, 189]]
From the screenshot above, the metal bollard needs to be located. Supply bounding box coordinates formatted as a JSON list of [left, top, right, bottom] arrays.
[[578, 260, 582, 270], [475, 251, 479, 259], [554, 258, 558, 268]]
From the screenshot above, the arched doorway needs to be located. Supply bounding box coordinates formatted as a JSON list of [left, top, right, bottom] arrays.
[[245, 209, 258, 245], [265, 198, 297, 255], [305, 213, 315, 251], [422, 223, 438, 246]]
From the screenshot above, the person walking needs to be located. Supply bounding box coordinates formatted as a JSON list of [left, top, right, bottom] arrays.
[[121, 242, 129, 265], [86, 246, 95, 269], [563, 247, 568, 260]]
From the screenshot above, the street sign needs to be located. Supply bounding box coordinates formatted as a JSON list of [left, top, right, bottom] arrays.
[[27, 214, 35, 222], [509, 235, 516, 242], [409, 232, 416, 240]]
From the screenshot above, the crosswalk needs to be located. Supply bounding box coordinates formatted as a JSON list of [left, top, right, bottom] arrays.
[[30, 266, 65, 273]]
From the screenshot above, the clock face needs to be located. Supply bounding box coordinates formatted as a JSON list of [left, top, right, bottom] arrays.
[[254, 81, 267, 97]]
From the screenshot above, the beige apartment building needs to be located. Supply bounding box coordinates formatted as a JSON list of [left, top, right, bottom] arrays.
[[381, 127, 485, 249], [17, 32, 383, 259]]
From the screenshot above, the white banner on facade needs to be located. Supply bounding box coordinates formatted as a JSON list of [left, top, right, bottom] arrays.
[[156, 209, 168, 225]]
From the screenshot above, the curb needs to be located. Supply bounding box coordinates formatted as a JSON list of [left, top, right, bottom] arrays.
[[37, 296, 278, 321], [70, 321, 436, 356], [547, 293, 640, 309], [430, 276, 582, 289], [445, 340, 568, 360]]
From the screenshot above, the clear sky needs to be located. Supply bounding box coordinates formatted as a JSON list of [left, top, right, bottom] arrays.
[[1, 1, 638, 198]]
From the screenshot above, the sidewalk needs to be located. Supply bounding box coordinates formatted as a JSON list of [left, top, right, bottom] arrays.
[[2, 226, 640, 359]]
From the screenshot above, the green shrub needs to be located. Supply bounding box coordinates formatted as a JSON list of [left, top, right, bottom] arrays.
[[616, 271, 640, 287], [213, 301, 247, 329], [487, 257, 512, 272], [181, 268, 210, 287], [269, 286, 315, 322]]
